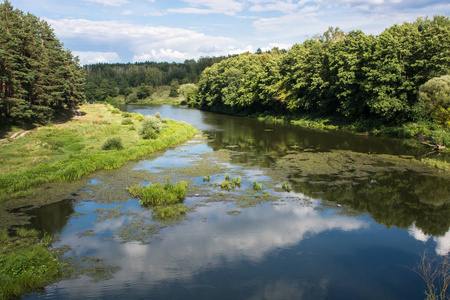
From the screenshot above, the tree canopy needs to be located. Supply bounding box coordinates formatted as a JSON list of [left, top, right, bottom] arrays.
[[190, 17, 450, 126], [0, 0, 85, 124]]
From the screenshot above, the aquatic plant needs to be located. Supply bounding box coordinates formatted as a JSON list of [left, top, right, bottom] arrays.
[[101, 137, 124, 150], [203, 174, 211, 182], [152, 204, 188, 220], [412, 252, 450, 300], [252, 181, 263, 190], [232, 176, 242, 186], [281, 182, 291, 192], [140, 115, 163, 139], [225, 173, 230, 181], [220, 180, 233, 190], [127, 185, 143, 198], [129, 181, 188, 206]]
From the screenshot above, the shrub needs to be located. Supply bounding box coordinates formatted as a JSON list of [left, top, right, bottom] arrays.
[[121, 118, 133, 125], [125, 94, 138, 104], [102, 137, 124, 150], [140, 116, 163, 139]]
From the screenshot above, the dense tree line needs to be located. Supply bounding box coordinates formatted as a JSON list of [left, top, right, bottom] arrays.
[[0, 1, 85, 123], [84, 56, 230, 102], [190, 16, 450, 127]]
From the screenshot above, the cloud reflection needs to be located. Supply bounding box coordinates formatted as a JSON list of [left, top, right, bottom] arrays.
[[408, 223, 450, 255], [53, 201, 367, 297]]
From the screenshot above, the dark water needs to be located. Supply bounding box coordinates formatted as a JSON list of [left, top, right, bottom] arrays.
[[25, 105, 450, 300]]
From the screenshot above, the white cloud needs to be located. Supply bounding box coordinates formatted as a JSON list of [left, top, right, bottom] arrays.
[[72, 51, 121, 65], [253, 5, 322, 32], [168, 0, 244, 15], [83, 0, 128, 6], [48, 18, 238, 62], [121, 10, 133, 15], [250, 0, 310, 13]]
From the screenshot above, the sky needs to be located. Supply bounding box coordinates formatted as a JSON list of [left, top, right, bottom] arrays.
[[10, 0, 450, 65]]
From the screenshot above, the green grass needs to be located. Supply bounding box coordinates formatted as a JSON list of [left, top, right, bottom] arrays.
[[128, 181, 188, 206], [0, 228, 65, 300], [0, 104, 198, 202], [152, 204, 189, 220]]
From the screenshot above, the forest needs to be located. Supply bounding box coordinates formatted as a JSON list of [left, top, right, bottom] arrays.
[[84, 56, 230, 103], [0, 1, 85, 124], [189, 16, 450, 132]]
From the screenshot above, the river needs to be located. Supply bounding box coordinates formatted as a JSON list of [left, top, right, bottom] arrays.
[[24, 105, 450, 299]]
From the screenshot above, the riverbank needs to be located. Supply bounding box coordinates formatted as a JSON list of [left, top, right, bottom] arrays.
[[0, 103, 198, 203]]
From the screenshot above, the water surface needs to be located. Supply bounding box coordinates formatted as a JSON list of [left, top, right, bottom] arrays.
[[24, 105, 450, 300]]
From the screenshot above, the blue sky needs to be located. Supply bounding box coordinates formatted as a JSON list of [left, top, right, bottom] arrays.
[[10, 0, 450, 65]]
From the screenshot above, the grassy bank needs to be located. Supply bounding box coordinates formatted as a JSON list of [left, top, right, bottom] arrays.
[[0, 228, 65, 300], [0, 103, 198, 201]]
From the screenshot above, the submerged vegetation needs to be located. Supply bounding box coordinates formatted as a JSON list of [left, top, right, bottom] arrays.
[[0, 104, 197, 202]]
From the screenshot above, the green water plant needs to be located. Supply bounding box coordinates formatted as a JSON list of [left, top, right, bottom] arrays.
[[232, 176, 242, 186], [220, 180, 233, 190], [152, 204, 188, 220], [281, 182, 291, 192], [128, 181, 188, 206], [252, 181, 263, 190], [203, 174, 211, 182]]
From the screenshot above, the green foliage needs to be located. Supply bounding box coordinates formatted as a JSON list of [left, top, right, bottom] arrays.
[[0, 1, 85, 124], [125, 93, 138, 104], [101, 137, 124, 150], [232, 176, 242, 186], [128, 181, 188, 206], [137, 83, 152, 100], [169, 79, 180, 97], [193, 15, 450, 127], [417, 75, 450, 125], [0, 228, 63, 300], [203, 174, 211, 182], [252, 181, 263, 190], [281, 182, 291, 192], [121, 118, 133, 125], [152, 204, 188, 220], [139, 115, 163, 139], [220, 180, 233, 190]]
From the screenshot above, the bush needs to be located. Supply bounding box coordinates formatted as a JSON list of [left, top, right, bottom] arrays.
[[102, 137, 124, 150], [121, 118, 133, 125], [125, 94, 138, 104], [140, 116, 163, 139]]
